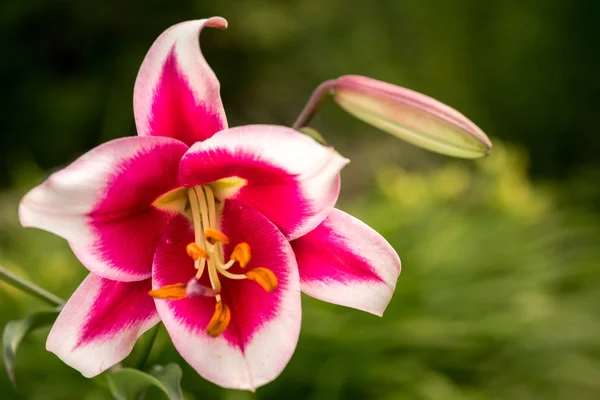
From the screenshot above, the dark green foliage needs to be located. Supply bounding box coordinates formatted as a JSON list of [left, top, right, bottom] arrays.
[[1, 142, 599, 399], [3, 309, 59, 386], [0, 0, 599, 399], [107, 364, 183, 400]]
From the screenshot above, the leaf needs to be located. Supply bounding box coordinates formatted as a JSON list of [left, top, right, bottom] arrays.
[[299, 127, 329, 146], [107, 363, 184, 400], [2, 309, 60, 386]]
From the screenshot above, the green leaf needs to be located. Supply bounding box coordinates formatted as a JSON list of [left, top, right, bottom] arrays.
[[3, 309, 60, 386], [299, 127, 330, 146], [107, 363, 184, 400]]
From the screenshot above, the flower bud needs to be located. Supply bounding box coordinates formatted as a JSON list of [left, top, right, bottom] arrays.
[[332, 75, 492, 158]]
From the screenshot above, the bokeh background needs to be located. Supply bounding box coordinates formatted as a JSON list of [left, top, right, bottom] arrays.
[[1, 1, 599, 399]]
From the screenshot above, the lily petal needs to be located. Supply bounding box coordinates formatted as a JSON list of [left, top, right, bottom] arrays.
[[47, 274, 159, 378], [19, 137, 188, 281], [179, 125, 349, 240], [291, 208, 401, 316], [153, 201, 301, 390], [134, 18, 228, 146]]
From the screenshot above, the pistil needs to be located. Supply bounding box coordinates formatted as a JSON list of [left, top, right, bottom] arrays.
[[150, 184, 279, 337], [187, 187, 207, 276]]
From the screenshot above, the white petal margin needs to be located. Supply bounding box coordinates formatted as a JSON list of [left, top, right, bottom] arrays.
[[153, 210, 302, 391], [18, 136, 187, 281], [179, 125, 350, 240], [134, 17, 228, 138], [47, 274, 159, 377], [157, 286, 301, 391], [292, 208, 401, 316]]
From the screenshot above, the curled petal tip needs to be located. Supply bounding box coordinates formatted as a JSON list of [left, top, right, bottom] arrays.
[[332, 75, 493, 159], [206, 16, 228, 29], [133, 17, 228, 144]]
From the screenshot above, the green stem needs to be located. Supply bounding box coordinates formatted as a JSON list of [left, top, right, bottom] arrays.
[[0, 264, 64, 307], [135, 324, 160, 371], [292, 79, 336, 130]]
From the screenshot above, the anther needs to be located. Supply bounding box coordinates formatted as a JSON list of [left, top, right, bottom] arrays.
[[230, 242, 251, 268], [205, 228, 230, 245], [186, 242, 208, 260], [206, 300, 231, 337], [246, 268, 278, 292], [148, 283, 187, 300]]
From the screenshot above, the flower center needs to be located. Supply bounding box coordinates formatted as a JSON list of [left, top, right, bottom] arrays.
[[149, 185, 278, 337]]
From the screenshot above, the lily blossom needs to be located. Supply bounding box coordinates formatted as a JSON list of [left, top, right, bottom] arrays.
[[18, 17, 400, 390]]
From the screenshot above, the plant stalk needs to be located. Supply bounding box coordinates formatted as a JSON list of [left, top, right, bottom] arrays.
[[292, 79, 336, 130], [0, 264, 64, 307]]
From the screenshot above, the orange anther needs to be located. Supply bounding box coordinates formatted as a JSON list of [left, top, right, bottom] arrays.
[[186, 242, 208, 260], [148, 283, 187, 300], [205, 228, 230, 245], [246, 268, 278, 292], [230, 242, 251, 268], [206, 300, 231, 337]]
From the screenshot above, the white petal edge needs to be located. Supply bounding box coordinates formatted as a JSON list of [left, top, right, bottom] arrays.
[[155, 240, 301, 391], [18, 136, 186, 281], [180, 124, 349, 240], [46, 274, 160, 378], [294, 208, 401, 316]]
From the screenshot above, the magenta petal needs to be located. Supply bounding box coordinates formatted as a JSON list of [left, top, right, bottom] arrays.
[[179, 125, 349, 240], [46, 274, 159, 377], [152, 201, 300, 390], [19, 136, 188, 281], [292, 208, 401, 316], [134, 18, 228, 145]]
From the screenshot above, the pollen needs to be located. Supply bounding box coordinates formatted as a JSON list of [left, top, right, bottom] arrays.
[[148, 283, 187, 300], [153, 184, 280, 338], [230, 242, 251, 268], [206, 300, 231, 337], [205, 228, 230, 245], [246, 267, 279, 292], [186, 242, 208, 260]]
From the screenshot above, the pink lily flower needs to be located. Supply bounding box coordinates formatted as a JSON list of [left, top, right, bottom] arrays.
[[18, 17, 400, 390]]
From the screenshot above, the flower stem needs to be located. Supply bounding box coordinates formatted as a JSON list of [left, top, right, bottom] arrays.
[[292, 80, 336, 130], [135, 324, 160, 371], [0, 264, 64, 307]]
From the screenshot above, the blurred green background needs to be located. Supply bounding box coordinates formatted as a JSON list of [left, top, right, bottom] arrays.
[[1, 0, 599, 399]]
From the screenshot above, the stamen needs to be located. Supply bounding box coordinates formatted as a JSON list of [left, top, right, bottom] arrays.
[[204, 185, 217, 232], [216, 265, 249, 280], [230, 242, 251, 268], [188, 188, 207, 275], [175, 185, 278, 337], [206, 300, 231, 337], [205, 228, 230, 245], [186, 242, 208, 260], [207, 259, 222, 292], [246, 268, 279, 292], [204, 185, 225, 266], [149, 283, 187, 300], [219, 259, 236, 271]]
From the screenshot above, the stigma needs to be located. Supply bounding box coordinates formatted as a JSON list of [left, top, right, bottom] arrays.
[[149, 185, 278, 337]]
